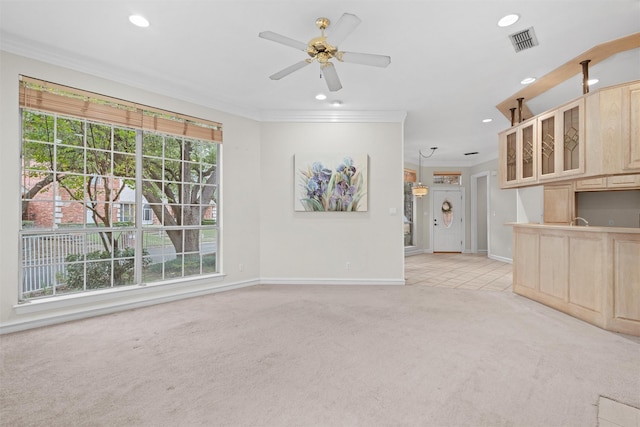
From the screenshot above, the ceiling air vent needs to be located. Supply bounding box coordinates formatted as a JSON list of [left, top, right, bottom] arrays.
[[509, 27, 539, 52]]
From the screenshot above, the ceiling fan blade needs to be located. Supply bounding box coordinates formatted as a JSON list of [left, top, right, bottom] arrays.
[[337, 51, 391, 68], [321, 62, 342, 92], [259, 31, 308, 51], [326, 13, 361, 47], [269, 60, 312, 80]]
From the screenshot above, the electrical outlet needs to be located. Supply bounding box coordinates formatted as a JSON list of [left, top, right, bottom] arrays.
[[608, 219, 614, 226], [346, 262, 351, 271]]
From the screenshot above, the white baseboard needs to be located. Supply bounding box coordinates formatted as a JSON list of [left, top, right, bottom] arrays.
[[489, 254, 513, 264], [1, 279, 259, 335], [1, 276, 408, 334], [260, 278, 405, 286], [404, 247, 424, 257]]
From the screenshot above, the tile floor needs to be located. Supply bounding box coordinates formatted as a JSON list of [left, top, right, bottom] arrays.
[[404, 252, 513, 292]]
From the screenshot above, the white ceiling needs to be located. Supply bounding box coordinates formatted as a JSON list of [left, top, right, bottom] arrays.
[[1, 0, 639, 166]]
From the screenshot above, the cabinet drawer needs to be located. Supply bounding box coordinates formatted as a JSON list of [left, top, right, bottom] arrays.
[[576, 177, 606, 190], [607, 174, 640, 188]]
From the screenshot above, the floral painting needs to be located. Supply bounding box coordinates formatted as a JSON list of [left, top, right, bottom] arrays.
[[294, 153, 368, 212]]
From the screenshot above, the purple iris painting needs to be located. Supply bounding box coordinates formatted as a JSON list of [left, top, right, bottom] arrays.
[[295, 153, 368, 212]]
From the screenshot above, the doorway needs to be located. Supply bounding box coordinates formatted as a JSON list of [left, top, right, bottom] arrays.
[[471, 172, 490, 254], [431, 188, 464, 252]]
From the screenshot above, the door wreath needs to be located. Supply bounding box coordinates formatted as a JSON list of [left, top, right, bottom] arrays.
[[441, 199, 453, 228]]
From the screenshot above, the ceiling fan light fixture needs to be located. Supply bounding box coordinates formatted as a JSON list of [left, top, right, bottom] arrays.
[[498, 14, 519, 27], [259, 13, 390, 92], [129, 14, 150, 28], [521, 77, 536, 84], [482, 118, 493, 123], [588, 78, 599, 86], [331, 100, 342, 106]]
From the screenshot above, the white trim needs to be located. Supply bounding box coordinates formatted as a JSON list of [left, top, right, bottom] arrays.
[[404, 246, 423, 257], [14, 273, 226, 315], [2, 275, 409, 334], [2, 279, 259, 335], [260, 278, 405, 286], [488, 254, 512, 264]]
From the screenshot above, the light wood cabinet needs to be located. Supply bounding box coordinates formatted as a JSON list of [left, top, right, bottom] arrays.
[[575, 174, 640, 191], [499, 118, 538, 188], [575, 177, 606, 191], [584, 81, 640, 176], [498, 80, 639, 189], [543, 183, 575, 224], [538, 98, 585, 182], [498, 119, 537, 188], [622, 82, 640, 171], [511, 224, 640, 336]]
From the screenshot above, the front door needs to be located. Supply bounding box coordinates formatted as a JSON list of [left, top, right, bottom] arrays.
[[432, 189, 463, 252]]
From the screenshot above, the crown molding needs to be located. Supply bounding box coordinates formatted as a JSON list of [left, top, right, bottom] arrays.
[[1, 33, 263, 121], [3, 34, 407, 125]]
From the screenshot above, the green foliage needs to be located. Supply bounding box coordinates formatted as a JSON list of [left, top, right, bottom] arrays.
[[201, 219, 216, 225], [64, 248, 150, 290], [145, 253, 216, 280], [23, 110, 219, 260]]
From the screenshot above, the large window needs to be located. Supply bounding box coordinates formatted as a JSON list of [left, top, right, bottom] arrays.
[[19, 77, 221, 300]]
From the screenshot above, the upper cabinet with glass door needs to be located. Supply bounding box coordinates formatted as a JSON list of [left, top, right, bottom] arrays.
[[498, 81, 639, 189], [498, 118, 537, 188], [537, 98, 584, 182]]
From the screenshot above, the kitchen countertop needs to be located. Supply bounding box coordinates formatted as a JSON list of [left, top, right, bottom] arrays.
[[507, 223, 640, 234]]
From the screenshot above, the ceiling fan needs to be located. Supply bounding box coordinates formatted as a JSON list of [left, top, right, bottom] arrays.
[[259, 13, 391, 92]]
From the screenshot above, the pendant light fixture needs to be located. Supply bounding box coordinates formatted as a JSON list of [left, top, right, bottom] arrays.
[[412, 147, 438, 198]]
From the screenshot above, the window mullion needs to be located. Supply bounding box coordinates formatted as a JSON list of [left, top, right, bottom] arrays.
[[135, 129, 144, 286]]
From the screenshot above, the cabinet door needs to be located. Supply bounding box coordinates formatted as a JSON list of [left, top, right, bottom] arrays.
[[622, 82, 640, 170], [538, 99, 585, 181], [559, 100, 584, 175], [543, 184, 575, 224], [499, 121, 537, 188], [519, 122, 537, 184], [499, 129, 518, 188], [538, 110, 557, 178]]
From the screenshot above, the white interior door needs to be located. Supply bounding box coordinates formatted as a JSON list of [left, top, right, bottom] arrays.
[[432, 189, 463, 252]]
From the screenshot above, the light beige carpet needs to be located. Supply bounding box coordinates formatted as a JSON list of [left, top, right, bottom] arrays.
[[1, 284, 639, 426]]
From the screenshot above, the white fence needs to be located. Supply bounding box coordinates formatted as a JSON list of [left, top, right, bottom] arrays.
[[21, 232, 134, 294]]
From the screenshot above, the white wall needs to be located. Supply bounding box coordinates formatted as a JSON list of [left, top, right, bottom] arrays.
[[489, 171, 517, 262], [517, 186, 544, 224], [259, 122, 405, 284], [0, 52, 262, 332], [0, 51, 406, 332], [476, 176, 488, 251]]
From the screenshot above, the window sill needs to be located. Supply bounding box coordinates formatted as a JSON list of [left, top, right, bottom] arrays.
[[14, 274, 226, 315]]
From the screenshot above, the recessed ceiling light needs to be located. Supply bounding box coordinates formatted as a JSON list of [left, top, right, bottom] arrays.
[[587, 78, 599, 86], [331, 100, 342, 106], [482, 118, 493, 123], [498, 14, 519, 27], [315, 93, 327, 100], [129, 14, 150, 28], [520, 77, 536, 85]]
